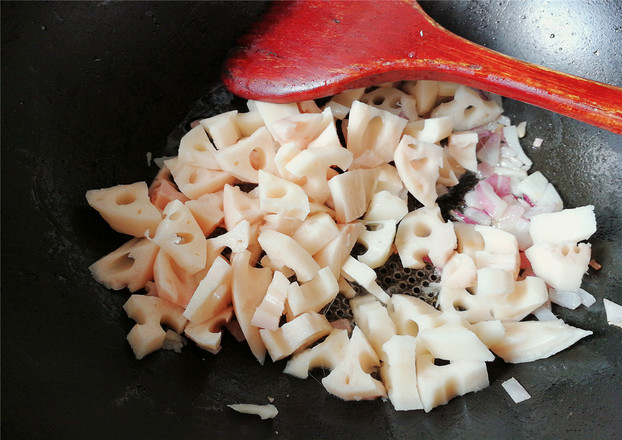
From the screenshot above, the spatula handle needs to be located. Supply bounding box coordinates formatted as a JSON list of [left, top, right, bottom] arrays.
[[415, 28, 622, 134]]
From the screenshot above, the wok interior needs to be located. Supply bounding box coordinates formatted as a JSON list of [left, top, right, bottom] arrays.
[[2, 1, 621, 438]]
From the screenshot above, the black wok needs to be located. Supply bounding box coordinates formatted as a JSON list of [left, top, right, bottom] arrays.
[[2, 2, 621, 439]]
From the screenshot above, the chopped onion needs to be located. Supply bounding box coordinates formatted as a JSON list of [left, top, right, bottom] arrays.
[[493, 166, 527, 179], [501, 377, 531, 403], [475, 127, 497, 137], [496, 115, 512, 126], [533, 304, 558, 321], [515, 197, 532, 209], [496, 204, 526, 229], [477, 132, 502, 165], [463, 206, 492, 225], [228, 403, 279, 420], [522, 202, 557, 219], [533, 137, 543, 147], [501, 194, 516, 205], [485, 174, 512, 197], [477, 162, 495, 179], [500, 146, 517, 159], [521, 193, 535, 207], [499, 155, 525, 171], [517, 121, 527, 138], [476, 181, 508, 218], [549, 288, 582, 310], [464, 190, 484, 209], [451, 210, 477, 225], [603, 298, 622, 328], [576, 288, 596, 308], [511, 218, 532, 251], [503, 125, 533, 169]]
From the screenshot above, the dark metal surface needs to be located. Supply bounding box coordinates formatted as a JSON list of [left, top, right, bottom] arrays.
[[2, 1, 621, 439]]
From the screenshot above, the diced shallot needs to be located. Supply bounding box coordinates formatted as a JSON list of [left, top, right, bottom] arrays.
[[576, 288, 596, 308], [477, 162, 495, 179], [227, 404, 278, 420], [532, 304, 558, 321], [475, 181, 507, 219], [603, 298, 622, 328], [484, 174, 512, 197], [548, 288, 582, 310], [501, 377, 531, 403], [502, 125, 532, 169], [462, 207, 492, 226], [451, 210, 478, 225], [476, 131, 501, 166], [464, 190, 483, 210]]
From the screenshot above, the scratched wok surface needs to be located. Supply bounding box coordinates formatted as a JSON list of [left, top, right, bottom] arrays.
[[2, 2, 621, 439]]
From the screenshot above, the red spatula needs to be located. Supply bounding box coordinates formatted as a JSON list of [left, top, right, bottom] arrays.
[[222, 0, 622, 134]]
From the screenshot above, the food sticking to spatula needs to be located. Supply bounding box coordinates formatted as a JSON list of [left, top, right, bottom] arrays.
[[222, 0, 622, 134]]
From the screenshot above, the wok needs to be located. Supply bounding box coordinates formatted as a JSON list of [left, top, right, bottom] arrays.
[[2, 1, 621, 439]]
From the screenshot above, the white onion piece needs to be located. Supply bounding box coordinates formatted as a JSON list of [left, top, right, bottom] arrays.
[[499, 155, 525, 171], [477, 132, 501, 165], [603, 298, 622, 328], [499, 146, 517, 159], [451, 210, 477, 225], [533, 137, 543, 147], [515, 197, 531, 209], [493, 166, 527, 179], [464, 190, 483, 209], [496, 115, 512, 126], [523, 203, 558, 219], [463, 207, 492, 226], [576, 288, 596, 308], [532, 304, 558, 321], [485, 174, 512, 196], [502, 377, 531, 403], [516, 121, 527, 138], [476, 181, 508, 219], [477, 162, 495, 179], [228, 403, 278, 419], [496, 204, 525, 229], [549, 288, 582, 310], [502, 125, 532, 169]]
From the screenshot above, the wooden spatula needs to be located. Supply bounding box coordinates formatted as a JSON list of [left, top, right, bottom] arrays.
[[222, 0, 622, 134]]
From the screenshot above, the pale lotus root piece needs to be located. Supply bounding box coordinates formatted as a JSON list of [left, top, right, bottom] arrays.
[[86, 181, 162, 237], [123, 294, 187, 360], [89, 237, 159, 292], [395, 204, 456, 269], [393, 135, 443, 207], [215, 126, 277, 183], [347, 100, 408, 168]]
